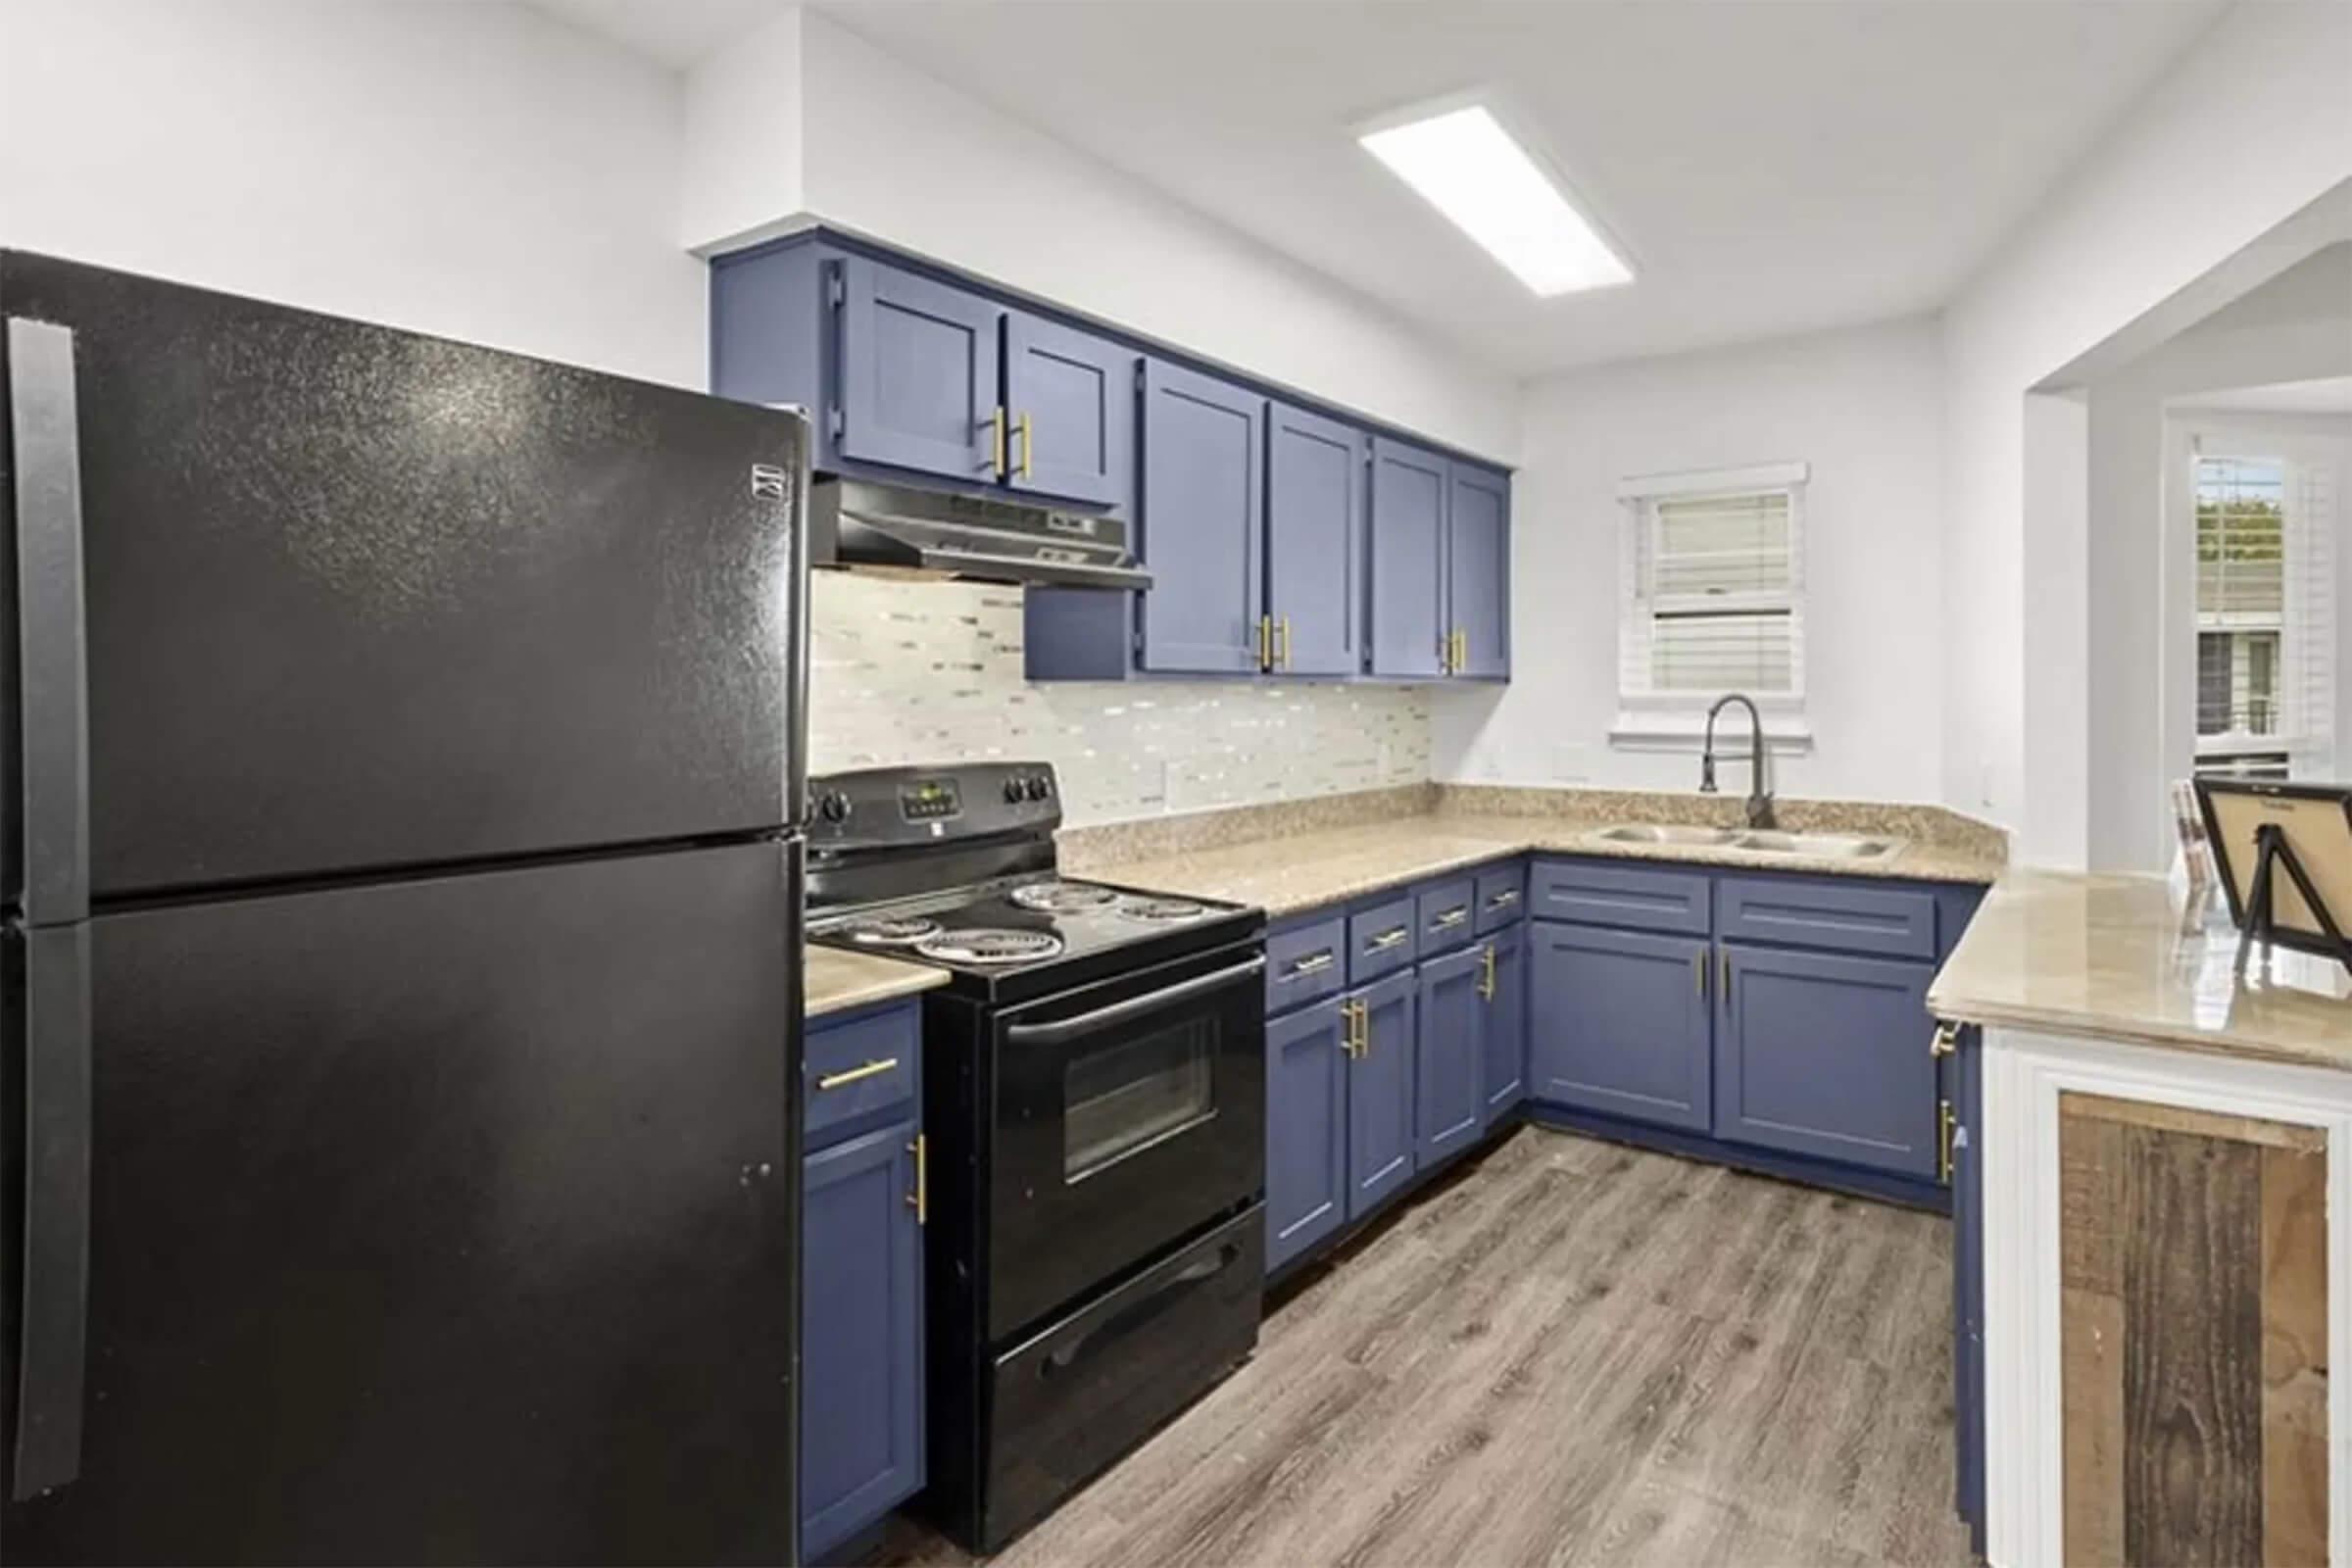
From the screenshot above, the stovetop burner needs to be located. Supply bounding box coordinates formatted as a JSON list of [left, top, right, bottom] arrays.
[[838, 914, 944, 947], [914, 928, 1068, 966], [1009, 881, 1119, 914], [1118, 896, 1207, 922]]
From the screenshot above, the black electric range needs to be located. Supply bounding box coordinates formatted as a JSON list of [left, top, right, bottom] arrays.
[[806, 763, 1267, 1553]]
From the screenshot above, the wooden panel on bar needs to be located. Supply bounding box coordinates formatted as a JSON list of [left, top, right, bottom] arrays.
[[2059, 1091, 2329, 1567]]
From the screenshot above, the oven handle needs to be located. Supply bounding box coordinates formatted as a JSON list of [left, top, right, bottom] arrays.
[[1003, 956, 1266, 1047], [1041, 1238, 1249, 1378]]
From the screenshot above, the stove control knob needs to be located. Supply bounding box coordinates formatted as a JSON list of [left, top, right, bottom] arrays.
[[1003, 777, 1027, 804], [817, 791, 850, 823], [1026, 775, 1052, 802]]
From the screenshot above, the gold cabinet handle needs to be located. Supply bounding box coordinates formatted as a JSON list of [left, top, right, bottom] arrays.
[[1438, 630, 1453, 675], [815, 1056, 900, 1091], [1278, 615, 1293, 669], [1937, 1100, 1955, 1185], [1367, 927, 1410, 952], [1720, 951, 1731, 997], [1479, 945, 1497, 1002], [1355, 999, 1372, 1058], [1257, 613, 1273, 671], [1694, 951, 1707, 998], [989, 406, 1007, 478], [1452, 628, 1466, 672], [1930, 1021, 1958, 1059], [906, 1134, 928, 1224], [1290, 951, 1336, 977], [1341, 999, 1366, 1058], [1015, 412, 1033, 479]]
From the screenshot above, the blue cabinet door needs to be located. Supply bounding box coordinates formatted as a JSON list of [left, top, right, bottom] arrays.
[[1137, 360, 1265, 673], [1367, 437, 1448, 678], [1265, 402, 1367, 676], [1713, 945, 1938, 1177], [1346, 969, 1417, 1220], [1528, 923, 1713, 1133], [837, 256, 1004, 483], [1415, 947, 1486, 1165], [1481, 926, 1527, 1117], [1004, 309, 1134, 508], [1446, 462, 1510, 679], [1265, 998, 1349, 1273], [1952, 1024, 1985, 1551], [801, 1119, 923, 1560]]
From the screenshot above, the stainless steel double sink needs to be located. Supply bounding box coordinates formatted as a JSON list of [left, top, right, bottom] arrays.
[[1588, 823, 1903, 860]]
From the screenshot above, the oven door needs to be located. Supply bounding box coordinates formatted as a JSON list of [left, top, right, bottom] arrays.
[[988, 944, 1266, 1341]]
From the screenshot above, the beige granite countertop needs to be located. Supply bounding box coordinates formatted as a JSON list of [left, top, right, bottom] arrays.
[[807, 944, 946, 1019], [1927, 870, 2352, 1070], [1082, 808, 2001, 919]]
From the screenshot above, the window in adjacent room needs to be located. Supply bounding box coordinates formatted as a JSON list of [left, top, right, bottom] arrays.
[[1613, 462, 1810, 749], [2191, 452, 2336, 781]]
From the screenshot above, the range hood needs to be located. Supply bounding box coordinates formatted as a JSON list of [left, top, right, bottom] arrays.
[[808, 476, 1151, 591]]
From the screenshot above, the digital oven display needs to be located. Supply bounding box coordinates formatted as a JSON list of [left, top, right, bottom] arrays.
[[900, 778, 961, 821]]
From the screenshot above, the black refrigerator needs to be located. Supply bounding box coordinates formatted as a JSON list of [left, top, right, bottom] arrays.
[[0, 253, 810, 1565]]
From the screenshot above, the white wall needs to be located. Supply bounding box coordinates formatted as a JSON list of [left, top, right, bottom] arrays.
[[1937, 0, 2352, 859], [678, 6, 806, 256], [0, 0, 704, 387], [790, 10, 1519, 463], [1433, 315, 1945, 804], [2082, 247, 2352, 871]]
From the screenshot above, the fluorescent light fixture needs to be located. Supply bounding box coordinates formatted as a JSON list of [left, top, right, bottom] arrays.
[[1360, 105, 1632, 296]]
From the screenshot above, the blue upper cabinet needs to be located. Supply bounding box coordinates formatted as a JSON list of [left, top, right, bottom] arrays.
[[1137, 359, 1265, 674], [1368, 437, 1449, 679], [1004, 308, 1134, 508], [1264, 402, 1367, 676], [837, 255, 1004, 484], [1446, 462, 1511, 679]]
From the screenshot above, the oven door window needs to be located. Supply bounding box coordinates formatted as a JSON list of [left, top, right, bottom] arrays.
[[1062, 1017, 1215, 1182]]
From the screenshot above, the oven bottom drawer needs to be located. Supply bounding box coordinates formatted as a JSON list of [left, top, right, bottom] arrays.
[[981, 1204, 1263, 1552]]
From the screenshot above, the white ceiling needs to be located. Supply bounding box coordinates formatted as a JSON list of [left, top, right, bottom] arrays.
[[2175, 376, 2352, 416], [542, 0, 2228, 377]]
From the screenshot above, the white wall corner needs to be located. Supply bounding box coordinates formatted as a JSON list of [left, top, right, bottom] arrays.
[[678, 4, 808, 256]]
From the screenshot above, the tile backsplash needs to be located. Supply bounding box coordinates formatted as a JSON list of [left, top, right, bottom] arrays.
[[808, 571, 1431, 827]]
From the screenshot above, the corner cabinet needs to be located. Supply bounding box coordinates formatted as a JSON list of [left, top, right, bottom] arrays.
[[800, 1000, 926, 1563], [709, 229, 1509, 688]]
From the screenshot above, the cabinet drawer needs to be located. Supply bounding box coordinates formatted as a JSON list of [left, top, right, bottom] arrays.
[[1416, 877, 1477, 955], [805, 1003, 920, 1149], [1266, 914, 1348, 1014], [1348, 895, 1419, 984], [1474, 862, 1525, 935], [1530, 858, 1712, 935], [1716, 876, 1936, 959]]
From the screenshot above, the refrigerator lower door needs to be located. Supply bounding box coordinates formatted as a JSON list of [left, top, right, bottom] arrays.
[[1, 840, 802, 1566]]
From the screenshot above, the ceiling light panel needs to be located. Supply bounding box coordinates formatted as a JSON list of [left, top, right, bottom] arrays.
[[1359, 106, 1633, 296]]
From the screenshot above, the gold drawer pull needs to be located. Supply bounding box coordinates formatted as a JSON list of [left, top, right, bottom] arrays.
[[1290, 952, 1337, 977], [1486, 890, 1519, 909], [1432, 907, 1470, 930], [906, 1134, 928, 1225], [815, 1056, 900, 1091], [1367, 928, 1410, 952]]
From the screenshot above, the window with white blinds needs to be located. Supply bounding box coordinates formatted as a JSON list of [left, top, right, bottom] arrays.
[[1618, 467, 1806, 708], [2191, 450, 2337, 780]]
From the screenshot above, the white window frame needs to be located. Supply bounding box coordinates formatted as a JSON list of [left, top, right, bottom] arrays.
[[1610, 461, 1813, 753], [2188, 439, 2336, 780]]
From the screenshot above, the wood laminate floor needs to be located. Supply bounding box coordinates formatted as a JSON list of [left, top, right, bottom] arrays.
[[880, 1126, 1976, 1568]]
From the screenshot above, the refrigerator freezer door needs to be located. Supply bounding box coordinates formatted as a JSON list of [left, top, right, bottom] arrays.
[[0, 841, 801, 1565], [1, 253, 806, 900]]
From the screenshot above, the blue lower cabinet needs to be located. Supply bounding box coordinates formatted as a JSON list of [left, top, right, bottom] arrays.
[[802, 1119, 924, 1562], [1265, 997, 1350, 1273], [1415, 946, 1486, 1164], [1346, 969, 1418, 1219], [1528, 922, 1713, 1133], [1712, 944, 1938, 1178], [1952, 1024, 1985, 1551], [1481, 926, 1527, 1118]]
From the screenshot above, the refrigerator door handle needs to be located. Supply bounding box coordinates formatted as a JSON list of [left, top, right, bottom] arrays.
[[11, 922, 92, 1500], [7, 318, 92, 925]]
